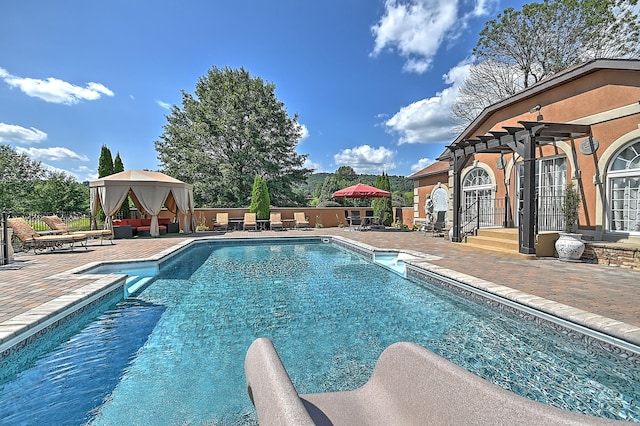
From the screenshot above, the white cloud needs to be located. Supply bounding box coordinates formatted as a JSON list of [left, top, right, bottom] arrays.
[[303, 158, 323, 172], [0, 67, 114, 105], [72, 165, 98, 182], [156, 100, 171, 110], [370, 0, 496, 74], [40, 163, 96, 182], [16, 146, 89, 162], [297, 123, 309, 142], [411, 157, 435, 172], [0, 123, 47, 144], [468, 0, 495, 17], [371, 0, 458, 73], [385, 60, 471, 144], [41, 163, 80, 180], [334, 145, 396, 174]]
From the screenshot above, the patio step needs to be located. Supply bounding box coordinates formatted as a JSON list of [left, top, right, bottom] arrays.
[[463, 228, 525, 257]]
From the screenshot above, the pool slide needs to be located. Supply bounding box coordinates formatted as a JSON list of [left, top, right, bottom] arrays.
[[245, 337, 625, 425]]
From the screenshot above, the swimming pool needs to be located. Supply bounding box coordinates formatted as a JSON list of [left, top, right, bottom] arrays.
[[0, 239, 639, 424]]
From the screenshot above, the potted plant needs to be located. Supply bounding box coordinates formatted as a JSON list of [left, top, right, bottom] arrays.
[[555, 183, 585, 261]]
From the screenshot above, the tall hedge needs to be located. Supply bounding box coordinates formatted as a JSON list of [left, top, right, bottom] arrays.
[[373, 172, 393, 226], [249, 175, 271, 219]]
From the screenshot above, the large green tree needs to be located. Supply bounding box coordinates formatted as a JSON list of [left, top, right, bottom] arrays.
[[453, 0, 640, 127], [0, 144, 45, 212], [30, 171, 89, 213], [155, 66, 312, 208]]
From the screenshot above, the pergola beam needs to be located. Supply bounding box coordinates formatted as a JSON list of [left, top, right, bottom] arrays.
[[441, 121, 591, 254]]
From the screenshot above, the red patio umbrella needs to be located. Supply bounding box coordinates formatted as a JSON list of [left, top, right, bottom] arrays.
[[332, 183, 391, 198]]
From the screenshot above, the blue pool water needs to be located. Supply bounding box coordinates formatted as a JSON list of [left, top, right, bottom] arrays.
[[0, 240, 639, 425]]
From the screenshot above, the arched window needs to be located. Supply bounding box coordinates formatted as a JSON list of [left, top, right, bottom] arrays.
[[462, 168, 493, 230], [608, 140, 640, 233]]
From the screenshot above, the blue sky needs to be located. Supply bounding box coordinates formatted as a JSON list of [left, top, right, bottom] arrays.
[[0, 0, 527, 181]]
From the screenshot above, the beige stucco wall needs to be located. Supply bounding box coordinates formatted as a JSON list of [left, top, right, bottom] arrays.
[[453, 66, 640, 240]]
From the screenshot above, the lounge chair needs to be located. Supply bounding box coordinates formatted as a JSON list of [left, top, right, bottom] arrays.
[[294, 212, 310, 229], [269, 213, 284, 231], [42, 215, 113, 245], [7, 217, 87, 254], [243, 212, 258, 231], [214, 213, 229, 231]]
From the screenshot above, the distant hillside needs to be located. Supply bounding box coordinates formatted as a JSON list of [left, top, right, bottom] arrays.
[[297, 173, 412, 196]]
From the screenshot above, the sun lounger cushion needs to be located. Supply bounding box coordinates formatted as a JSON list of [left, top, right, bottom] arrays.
[[42, 215, 113, 242]]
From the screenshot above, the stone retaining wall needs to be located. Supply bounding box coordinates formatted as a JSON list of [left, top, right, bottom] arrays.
[[583, 244, 640, 270]]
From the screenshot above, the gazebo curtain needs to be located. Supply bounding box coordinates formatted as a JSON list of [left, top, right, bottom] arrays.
[[90, 186, 130, 231], [131, 186, 171, 236]]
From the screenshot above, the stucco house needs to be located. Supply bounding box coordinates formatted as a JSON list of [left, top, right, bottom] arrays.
[[419, 59, 640, 262], [407, 161, 450, 227]]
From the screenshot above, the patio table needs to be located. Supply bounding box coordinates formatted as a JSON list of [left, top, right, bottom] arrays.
[[229, 218, 244, 231], [281, 219, 295, 230]]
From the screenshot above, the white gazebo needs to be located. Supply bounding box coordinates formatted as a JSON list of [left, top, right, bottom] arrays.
[[89, 170, 195, 236]]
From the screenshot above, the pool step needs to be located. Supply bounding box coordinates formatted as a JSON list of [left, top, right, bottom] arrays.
[[125, 275, 154, 296], [372, 252, 419, 277]]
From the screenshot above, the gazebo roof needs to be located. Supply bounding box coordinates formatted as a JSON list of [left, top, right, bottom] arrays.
[[89, 170, 192, 189]]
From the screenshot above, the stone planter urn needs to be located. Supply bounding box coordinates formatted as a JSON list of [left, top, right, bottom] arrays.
[[555, 232, 585, 261]]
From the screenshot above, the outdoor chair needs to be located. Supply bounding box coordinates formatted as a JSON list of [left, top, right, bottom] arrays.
[[364, 210, 375, 230], [214, 213, 229, 231], [243, 213, 258, 231], [269, 213, 284, 231], [294, 212, 310, 229], [349, 210, 362, 230], [42, 215, 113, 245], [7, 217, 88, 254]]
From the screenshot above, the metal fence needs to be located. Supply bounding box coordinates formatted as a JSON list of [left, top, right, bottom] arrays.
[[6, 211, 96, 232], [461, 197, 509, 235], [461, 195, 565, 235], [536, 195, 565, 232]]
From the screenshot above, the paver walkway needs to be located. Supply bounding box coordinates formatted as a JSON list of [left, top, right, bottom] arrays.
[[0, 228, 638, 340]]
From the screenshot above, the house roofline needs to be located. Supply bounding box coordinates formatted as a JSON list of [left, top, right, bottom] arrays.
[[452, 59, 640, 146]]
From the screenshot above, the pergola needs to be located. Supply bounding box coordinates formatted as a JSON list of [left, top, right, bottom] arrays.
[[438, 121, 591, 255], [89, 170, 195, 236]]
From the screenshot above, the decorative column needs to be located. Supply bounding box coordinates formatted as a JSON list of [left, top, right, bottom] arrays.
[[451, 155, 466, 242], [520, 132, 537, 254]]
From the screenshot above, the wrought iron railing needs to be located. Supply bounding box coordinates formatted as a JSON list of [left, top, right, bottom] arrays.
[[5, 211, 97, 232], [461, 197, 509, 236], [536, 195, 564, 232], [461, 194, 565, 236]]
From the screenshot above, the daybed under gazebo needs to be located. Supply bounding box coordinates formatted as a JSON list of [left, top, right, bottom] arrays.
[[89, 170, 195, 237]]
